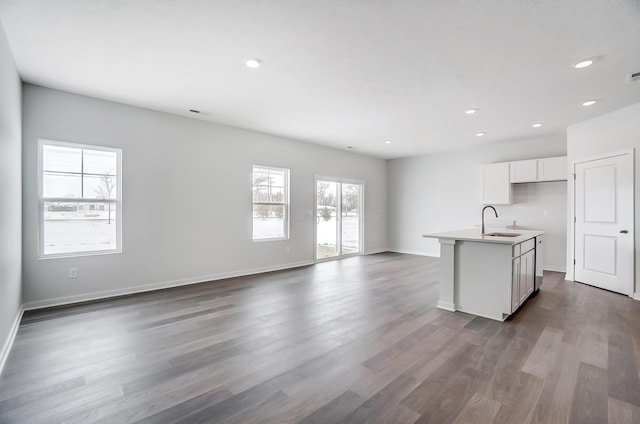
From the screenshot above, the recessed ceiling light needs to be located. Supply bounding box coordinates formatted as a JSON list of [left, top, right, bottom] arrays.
[[582, 100, 597, 106], [385, 140, 392, 144], [245, 58, 262, 68], [573, 60, 593, 69], [465, 108, 478, 115], [532, 123, 543, 128], [476, 132, 486, 137]]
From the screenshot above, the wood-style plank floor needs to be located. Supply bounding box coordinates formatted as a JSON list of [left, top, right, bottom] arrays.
[[1, 252, 640, 423]]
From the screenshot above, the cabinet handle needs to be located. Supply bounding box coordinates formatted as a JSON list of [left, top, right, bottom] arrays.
[[620, 230, 628, 234]]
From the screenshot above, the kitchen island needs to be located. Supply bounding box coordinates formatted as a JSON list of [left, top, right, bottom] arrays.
[[424, 228, 544, 321]]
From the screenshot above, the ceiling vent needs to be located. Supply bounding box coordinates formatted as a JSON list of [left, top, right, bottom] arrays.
[[627, 72, 640, 82]]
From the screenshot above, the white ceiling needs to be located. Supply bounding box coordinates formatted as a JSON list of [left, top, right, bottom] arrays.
[[1, 0, 639, 159]]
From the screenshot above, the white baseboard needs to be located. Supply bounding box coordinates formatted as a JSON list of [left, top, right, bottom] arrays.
[[543, 266, 566, 273], [633, 292, 640, 301], [0, 305, 24, 376], [364, 249, 389, 255], [387, 248, 439, 258], [437, 300, 455, 312], [22, 251, 432, 311], [23, 260, 314, 311]]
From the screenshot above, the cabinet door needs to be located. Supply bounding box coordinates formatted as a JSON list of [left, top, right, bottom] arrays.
[[512, 257, 520, 313], [537, 156, 567, 181], [518, 249, 535, 303], [523, 249, 535, 297], [483, 162, 512, 205], [519, 254, 528, 304], [510, 159, 537, 183]]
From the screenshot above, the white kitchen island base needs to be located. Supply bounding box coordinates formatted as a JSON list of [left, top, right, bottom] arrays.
[[426, 228, 543, 322]]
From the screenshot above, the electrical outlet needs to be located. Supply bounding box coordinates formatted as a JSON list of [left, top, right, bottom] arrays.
[[543, 210, 549, 218], [285, 245, 290, 253], [68, 267, 78, 279]]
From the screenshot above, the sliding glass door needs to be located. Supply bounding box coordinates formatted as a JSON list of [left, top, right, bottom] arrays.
[[315, 177, 363, 260]]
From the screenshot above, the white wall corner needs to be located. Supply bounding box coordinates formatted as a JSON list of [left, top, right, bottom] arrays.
[[364, 249, 389, 255], [436, 300, 456, 311], [633, 292, 640, 301], [0, 305, 24, 376]]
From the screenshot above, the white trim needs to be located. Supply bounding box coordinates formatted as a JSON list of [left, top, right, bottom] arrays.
[[543, 266, 566, 273], [364, 249, 388, 255], [571, 149, 635, 296], [252, 236, 289, 243], [313, 176, 365, 262], [23, 260, 313, 311], [252, 165, 290, 242], [571, 149, 636, 165], [0, 306, 24, 376], [633, 292, 640, 301], [314, 175, 365, 185], [38, 138, 123, 259], [436, 300, 455, 311], [387, 248, 439, 258]]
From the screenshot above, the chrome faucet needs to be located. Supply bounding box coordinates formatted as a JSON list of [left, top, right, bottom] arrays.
[[482, 205, 498, 235]]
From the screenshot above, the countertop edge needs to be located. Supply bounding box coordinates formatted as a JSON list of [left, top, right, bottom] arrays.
[[423, 229, 544, 245]]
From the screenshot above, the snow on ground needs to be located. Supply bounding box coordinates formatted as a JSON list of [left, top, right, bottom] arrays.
[[44, 220, 117, 255], [45, 215, 359, 256]]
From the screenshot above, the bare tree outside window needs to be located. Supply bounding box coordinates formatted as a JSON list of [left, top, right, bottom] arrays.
[[94, 170, 116, 224], [343, 186, 359, 216], [317, 181, 335, 221], [253, 172, 271, 218], [40, 141, 121, 257], [252, 166, 289, 240]]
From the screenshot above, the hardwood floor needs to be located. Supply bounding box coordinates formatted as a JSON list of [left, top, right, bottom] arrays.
[[1, 252, 640, 423]]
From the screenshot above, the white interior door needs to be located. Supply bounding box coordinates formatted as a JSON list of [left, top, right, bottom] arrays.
[[574, 153, 634, 295]]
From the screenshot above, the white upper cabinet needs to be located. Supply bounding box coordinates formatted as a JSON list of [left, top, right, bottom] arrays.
[[510, 159, 537, 183], [506, 156, 568, 183], [482, 162, 512, 205], [483, 156, 567, 204], [537, 156, 567, 181]]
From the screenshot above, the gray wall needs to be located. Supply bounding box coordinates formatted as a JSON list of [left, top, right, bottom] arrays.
[[387, 135, 567, 271], [0, 22, 22, 366], [22, 84, 387, 307], [567, 102, 640, 296]]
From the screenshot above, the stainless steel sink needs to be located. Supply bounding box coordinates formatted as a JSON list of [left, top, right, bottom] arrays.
[[483, 232, 521, 237]]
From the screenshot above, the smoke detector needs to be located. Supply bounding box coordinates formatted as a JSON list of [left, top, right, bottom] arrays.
[[627, 71, 640, 82]]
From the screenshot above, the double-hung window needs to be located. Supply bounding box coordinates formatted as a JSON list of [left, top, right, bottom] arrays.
[[252, 166, 289, 240], [39, 139, 122, 257]]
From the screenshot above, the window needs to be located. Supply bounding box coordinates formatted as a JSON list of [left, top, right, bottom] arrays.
[[252, 166, 289, 240], [39, 139, 122, 257]]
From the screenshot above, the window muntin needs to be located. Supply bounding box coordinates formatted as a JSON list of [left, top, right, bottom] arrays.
[[39, 140, 122, 257], [252, 166, 289, 240]]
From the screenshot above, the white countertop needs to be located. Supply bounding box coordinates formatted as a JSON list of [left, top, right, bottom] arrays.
[[423, 228, 544, 245]]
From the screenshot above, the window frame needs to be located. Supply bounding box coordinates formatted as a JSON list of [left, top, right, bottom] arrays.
[[38, 139, 123, 259], [252, 165, 290, 242]]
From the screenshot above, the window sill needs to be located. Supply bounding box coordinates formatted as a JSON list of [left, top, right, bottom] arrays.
[[39, 248, 122, 260], [253, 237, 289, 243]]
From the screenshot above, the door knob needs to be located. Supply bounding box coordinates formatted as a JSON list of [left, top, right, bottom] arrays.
[[620, 230, 628, 234]]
